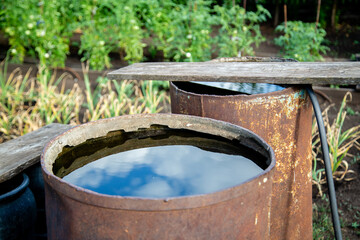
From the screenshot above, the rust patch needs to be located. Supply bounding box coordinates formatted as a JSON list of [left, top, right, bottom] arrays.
[[170, 82, 313, 240]]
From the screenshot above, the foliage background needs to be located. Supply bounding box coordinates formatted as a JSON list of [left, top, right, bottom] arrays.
[[2, 0, 358, 69]]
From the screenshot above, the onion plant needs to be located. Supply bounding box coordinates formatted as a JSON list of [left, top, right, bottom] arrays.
[[312, 92, 360, 195]]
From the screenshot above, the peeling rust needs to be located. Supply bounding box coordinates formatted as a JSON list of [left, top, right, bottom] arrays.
[[170, 82, 313, 240]]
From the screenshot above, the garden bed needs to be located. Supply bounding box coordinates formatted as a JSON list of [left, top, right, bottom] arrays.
[[312, 86, 360, 239], [1, 61, 359, 239]]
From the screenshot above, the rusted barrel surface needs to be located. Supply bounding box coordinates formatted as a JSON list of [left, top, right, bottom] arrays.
[[41, 114, 275, 240], [170, 82, 313, 240]]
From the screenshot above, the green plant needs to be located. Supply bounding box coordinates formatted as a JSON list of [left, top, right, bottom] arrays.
[[352, 221, 360, 237], [82, 62, 109, 121], [352, 222, 360, 229], [214, 4, 270, 57], [1, 0, 147, 70], [312, 92, 360, 194], [1, 0, 76, 67], [326, 92, 360, 176], [313, 196, 335, 240], [1, 1, 274, 69], [0, 59, 84, 142], [274, 21, 329, 61], [33, 65, 83, 125], [0, 63, 34, 138], [0, 59, 170, 144], [142, 0, 216, 62], [312, 117, 325, 195], [346, 106, 359, 116], [139, 81, 169, 113], [81, 62, 170, 121], [101, 80, 135, 118], [78, 0, 146, 70], [351, 154, 360, 164]]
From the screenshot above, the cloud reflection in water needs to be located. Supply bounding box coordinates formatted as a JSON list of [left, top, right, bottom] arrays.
[[63, 145, 263, 198]]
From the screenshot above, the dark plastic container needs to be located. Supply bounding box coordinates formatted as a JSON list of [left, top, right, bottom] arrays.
[[0, 173, 37, 240]]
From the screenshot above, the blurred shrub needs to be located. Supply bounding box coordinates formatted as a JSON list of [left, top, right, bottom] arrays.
[[0, 0, 271, 69], [274, 21, 329, 62]]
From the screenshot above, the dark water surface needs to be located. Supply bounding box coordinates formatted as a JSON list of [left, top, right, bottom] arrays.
[[192, 82, 285, 95], [54, 128, 267, 198]]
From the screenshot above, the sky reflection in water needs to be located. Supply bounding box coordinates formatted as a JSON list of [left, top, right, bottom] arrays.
[[63, 145, 263, 198]]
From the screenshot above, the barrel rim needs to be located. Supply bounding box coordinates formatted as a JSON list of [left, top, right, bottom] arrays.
[[170, 81, 306, 99], [41, 114, 275, 211], [0, 173, 29, 203]]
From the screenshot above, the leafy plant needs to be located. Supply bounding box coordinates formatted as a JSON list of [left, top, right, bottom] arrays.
[[352, 222, 360, 229], [1, 0, 273, 69], [346, 106, 359, 116], [313, 196, 335, 240], [141, 0, 216, 62], [274, 21, 329, 61], [78, 0, 146, 70], [1, 0, 76, 67], [214, 4, 270, 57]]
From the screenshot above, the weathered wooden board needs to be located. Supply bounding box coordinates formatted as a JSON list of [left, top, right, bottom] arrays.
[[107, 62, 360, 85], [0, 123, 73, 183]]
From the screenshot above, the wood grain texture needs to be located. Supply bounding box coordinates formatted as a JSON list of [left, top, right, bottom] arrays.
[[107, 62, 360, 85], [0, 123, 73, 183]]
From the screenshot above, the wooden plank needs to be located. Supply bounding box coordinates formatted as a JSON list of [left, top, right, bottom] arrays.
[[107, 62, 360, 85], [0, 123, 73, 183]]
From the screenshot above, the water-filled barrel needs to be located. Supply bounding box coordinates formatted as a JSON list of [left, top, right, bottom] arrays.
[[170, 78, 313, 239], [41, 114, 275, 240]]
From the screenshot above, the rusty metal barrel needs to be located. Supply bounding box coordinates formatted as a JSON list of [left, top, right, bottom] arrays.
[[170, 62, 313, 239], [41, 114, 275, 240]]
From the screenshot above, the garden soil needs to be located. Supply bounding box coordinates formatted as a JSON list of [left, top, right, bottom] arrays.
[[313, 87, 360, 240]]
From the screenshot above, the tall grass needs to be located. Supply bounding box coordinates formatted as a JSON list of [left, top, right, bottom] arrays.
[[0, 63, 85, 142], [81, 62, 169, 122], [0, 62, 170, 142], [0, 61, 36, 139]]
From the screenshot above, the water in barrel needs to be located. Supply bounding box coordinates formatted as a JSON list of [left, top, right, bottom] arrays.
[[190, 82, 285, 95], [53, 127, 268, 198]]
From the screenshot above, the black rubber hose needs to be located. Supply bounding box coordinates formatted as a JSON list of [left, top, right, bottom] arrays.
[[306, 86, 342, 240]]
